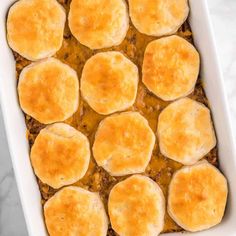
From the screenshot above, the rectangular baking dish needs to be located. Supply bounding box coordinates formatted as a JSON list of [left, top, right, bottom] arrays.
[[0, 0, 235, 235]]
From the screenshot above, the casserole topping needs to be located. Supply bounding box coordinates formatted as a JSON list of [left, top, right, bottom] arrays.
[[30, 123, 90, 189], [142, 36, 200, 101], [7, 0, 66, 61], [81, 52, 138, 115], [44, 186, 108, 236], [18, 58, 79, 124], [7, 0, 228, 235], [108, 175, 165, 236], [68, 0, 129, 49], [128, 0, 189, 36], [93, 112, 155, 176], [168, 161, 228, 232], [158, 98, 216, 165]]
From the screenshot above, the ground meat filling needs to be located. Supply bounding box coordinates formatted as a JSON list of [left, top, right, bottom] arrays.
[[14, 0, 218, 234]]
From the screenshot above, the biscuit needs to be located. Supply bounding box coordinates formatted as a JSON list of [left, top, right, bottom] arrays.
[[93, 112, 155, 176], [81, 52, 139, 115], [7, 0, 66, 61], [108, 175, 165, 236], [18, 58, 79, 124], [44, 186, 108, 236], [30, 123, 90, 189], [128, 0, 189, 36], [142, 36, 200, 101], [68, 0, 129, 49], [168, 161, 228, 232], [157, 98, 216, 165]]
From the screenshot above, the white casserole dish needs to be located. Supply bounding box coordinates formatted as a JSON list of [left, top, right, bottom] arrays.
[[0, 0, 235, 235]]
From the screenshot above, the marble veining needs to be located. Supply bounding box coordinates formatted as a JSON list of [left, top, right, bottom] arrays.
[[0, 0, 236, 235]]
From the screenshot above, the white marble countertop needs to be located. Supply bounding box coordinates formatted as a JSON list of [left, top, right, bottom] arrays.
[[0, 0, 236, 235]]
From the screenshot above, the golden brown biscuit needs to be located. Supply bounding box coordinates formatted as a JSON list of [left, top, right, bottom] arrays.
[[81, 52, 139, 115], [68, 0, 129, 49], [128, 0, 189, 36], [142, 36, 200, 101], [30, 123, 90, 189], [168, 161, 228, 232], [18, 58, 79, 124], [44, 186, 108, 236], [108, 175, 165, 236], [7, 0, 66, 61], [157, 98, 216, 165], [93, 112, 155, 176]]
